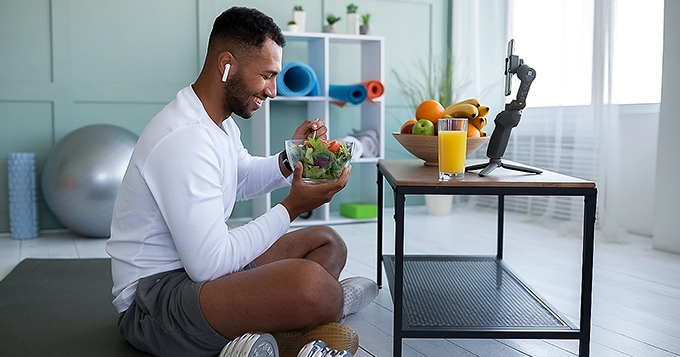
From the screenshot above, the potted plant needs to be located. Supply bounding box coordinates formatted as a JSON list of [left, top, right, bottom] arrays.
[[324, 14, 341, 33], [392, 54, 471, 215], [287, 20, 299, 33], [346, 3, 359, 34], [360, 13, 371, 35], [292, 5, 306, 32]]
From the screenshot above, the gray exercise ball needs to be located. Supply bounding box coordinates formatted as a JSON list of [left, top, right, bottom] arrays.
[[42, 124, 138, 238]]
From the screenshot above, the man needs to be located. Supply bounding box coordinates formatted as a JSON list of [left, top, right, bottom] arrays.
[[106, 6, 377, 357]]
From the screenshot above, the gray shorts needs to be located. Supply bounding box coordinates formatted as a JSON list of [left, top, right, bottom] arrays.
[[117, 269, 230, 357]]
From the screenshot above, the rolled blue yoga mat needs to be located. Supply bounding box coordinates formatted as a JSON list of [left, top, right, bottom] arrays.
[[277, 61, 320, 96], [329, 84, 368, 105]]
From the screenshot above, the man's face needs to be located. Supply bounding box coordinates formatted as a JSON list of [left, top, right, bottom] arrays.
[[223, 39, 282, 119]]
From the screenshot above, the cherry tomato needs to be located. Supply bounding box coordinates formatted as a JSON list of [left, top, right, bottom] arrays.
[[327, 140, 341, 153]]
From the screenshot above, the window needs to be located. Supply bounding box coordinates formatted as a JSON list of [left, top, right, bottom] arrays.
[[477, 0, 664, 224], [610, 0, 664, 104], [508, 0, 664, 107], [508, 0, 594, 107]]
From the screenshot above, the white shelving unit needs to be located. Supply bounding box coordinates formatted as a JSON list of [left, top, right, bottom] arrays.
[[247, 32, 385, 227]]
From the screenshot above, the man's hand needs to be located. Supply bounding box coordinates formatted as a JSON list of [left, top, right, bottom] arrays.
[[291, 119, 327, 141], [280, 161, 351, 221]]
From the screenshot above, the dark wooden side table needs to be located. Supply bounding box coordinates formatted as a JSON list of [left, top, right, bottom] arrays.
[[376, 159, 597, 357]]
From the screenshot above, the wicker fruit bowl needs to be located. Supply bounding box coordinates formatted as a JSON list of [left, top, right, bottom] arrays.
[[392, 133, 489, 166]]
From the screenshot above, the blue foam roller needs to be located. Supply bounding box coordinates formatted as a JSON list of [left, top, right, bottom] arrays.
[[329, 84, 368, 105], [8, 152, 39, 240], [276, 61, 320, 96]]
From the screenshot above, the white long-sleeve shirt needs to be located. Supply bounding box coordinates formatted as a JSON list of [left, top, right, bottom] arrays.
[[106, 86, 292, 313]]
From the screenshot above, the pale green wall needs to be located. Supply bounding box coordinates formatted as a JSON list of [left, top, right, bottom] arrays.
[[0, 0, 450, 233]]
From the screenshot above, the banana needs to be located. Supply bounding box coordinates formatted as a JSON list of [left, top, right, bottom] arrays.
[[469, 116, 488, 131], [450, 98, 480, 108], [444, 103, 478, 119], [479, 129, 487, 137], [477, 106, 490, 118]]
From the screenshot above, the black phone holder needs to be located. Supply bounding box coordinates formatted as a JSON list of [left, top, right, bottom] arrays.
[[466, 41, 542, 177]]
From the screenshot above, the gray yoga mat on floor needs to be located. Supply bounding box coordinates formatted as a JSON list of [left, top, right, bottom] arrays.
[[0, 258, 151, 356]]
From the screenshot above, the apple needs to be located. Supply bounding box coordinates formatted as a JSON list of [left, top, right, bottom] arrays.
[[400, 119, 417, 134], [411, 119, 435, 136]]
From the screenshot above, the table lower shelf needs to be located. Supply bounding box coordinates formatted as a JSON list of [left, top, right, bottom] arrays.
[[383, 255, 578, 335]]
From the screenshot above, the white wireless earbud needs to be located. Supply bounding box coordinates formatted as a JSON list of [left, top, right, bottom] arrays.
[[221, 63, 231, 82]]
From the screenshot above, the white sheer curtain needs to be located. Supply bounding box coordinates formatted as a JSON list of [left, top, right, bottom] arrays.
[[452, 0, 664, 239], [451, 0, 508, 114]]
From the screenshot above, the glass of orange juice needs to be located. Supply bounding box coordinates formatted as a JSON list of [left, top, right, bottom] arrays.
[[438, 118, 468, 180]]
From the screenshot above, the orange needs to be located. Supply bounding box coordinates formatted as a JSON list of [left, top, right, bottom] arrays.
[[467, 123, 481, 138], [415, 100, 446, 126]]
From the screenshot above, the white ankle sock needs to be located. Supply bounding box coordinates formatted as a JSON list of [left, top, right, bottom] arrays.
[[340, 276, 379, 317]]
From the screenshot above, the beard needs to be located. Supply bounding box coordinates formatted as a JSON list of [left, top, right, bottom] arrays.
[[222, 69, 255, 119]]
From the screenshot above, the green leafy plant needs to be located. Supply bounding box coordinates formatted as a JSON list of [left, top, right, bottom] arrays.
[[326, 14, 341, 25], [293, 5, 303, 11], [361, 13, 371, 25], [392, 54, 471, 113], [287, 20, 297, 25], [346, 3, 358, 14]]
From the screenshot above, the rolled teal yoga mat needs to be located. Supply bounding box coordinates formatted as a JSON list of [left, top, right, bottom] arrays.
[[329, 84, 368, 105], [277, 61, 320, 96]]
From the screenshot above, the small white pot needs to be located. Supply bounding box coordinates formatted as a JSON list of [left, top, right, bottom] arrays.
[[287, 24, 299, 32], [346, 13, 359, 34], [293, 11, 306, 32]]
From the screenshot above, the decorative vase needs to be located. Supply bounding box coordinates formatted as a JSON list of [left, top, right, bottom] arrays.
[[360, 24, 370, 35], [323, 25, 336, 33], [293, 11, 306, 32], [287, 24, 299, 32], [346, 13, 359, 34]]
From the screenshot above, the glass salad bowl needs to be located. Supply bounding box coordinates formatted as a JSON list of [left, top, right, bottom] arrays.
[[285, 138, 354, 183]]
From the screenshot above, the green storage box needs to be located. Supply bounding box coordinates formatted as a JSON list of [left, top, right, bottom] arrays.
[[340, 202, 378, 219]]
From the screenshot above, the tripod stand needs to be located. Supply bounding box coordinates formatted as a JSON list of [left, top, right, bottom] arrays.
[[466, 40, 542, 177]]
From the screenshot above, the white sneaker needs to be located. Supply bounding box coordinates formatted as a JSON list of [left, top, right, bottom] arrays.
[[340, 276, 379, 318]]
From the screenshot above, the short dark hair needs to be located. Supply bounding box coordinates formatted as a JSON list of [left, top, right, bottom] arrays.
[[208, 6, 286, 60]]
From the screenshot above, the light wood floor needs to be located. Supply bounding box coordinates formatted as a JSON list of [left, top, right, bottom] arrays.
[[1, 205, 679, 357]]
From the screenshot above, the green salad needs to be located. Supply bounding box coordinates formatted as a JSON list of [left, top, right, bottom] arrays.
[[287, 137, 353, 181]]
